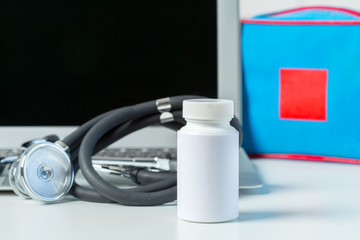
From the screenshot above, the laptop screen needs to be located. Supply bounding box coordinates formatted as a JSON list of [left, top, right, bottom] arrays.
[[1, 1, 217, 126]]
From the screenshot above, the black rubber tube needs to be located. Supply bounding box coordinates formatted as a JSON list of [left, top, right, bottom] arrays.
[[71, 113, 182, 203], [77, 100, 180, 205], [69, 96, 200, 205], [63, 95, 242, 206]]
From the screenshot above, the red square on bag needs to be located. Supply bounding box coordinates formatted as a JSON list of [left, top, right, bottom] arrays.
[[279, 68, 327, 121]]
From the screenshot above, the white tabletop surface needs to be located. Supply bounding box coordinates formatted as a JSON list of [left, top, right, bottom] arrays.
[[1, 158, 360, 240]]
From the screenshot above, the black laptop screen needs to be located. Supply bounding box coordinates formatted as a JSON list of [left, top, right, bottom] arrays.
[[1, 1, 217, 125]]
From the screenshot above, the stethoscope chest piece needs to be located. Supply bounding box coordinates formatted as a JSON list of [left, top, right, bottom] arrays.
[[9, 141, 74, 202]]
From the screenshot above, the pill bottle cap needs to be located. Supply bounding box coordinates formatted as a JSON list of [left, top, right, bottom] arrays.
[[183, 99, 234, 121]]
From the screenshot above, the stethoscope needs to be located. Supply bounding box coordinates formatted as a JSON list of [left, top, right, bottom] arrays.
[[4, 96, 242, 206]]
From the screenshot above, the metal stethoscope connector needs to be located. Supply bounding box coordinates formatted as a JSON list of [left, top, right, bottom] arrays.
[[8, 141, 74, 202]]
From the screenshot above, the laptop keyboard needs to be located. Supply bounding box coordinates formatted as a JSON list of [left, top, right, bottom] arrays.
[[0, 148, 24, 159], [95, 148, 177, 160], [0, 147, 177, 190], [0, 147, 177, 160]]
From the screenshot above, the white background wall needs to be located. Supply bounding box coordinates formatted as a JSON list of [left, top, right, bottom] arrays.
[[240, 0, 360, 18]]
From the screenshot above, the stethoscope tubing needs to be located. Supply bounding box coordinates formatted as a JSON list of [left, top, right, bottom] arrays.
[[64, 96, 202, 205]]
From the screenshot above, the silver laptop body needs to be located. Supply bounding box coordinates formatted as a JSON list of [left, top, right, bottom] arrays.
[[0, 0, 261, 191]]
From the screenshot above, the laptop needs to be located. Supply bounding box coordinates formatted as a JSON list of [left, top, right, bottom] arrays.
[[0, 1, 262, 190]]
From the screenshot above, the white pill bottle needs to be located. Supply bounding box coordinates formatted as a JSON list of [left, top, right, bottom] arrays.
[[177, 99, 239, 223]]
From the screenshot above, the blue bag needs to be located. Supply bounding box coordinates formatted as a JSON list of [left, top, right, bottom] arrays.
[[241, 6, 360, 164]]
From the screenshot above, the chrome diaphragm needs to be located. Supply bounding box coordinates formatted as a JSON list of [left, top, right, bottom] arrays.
[[9, 141, 74, 202]]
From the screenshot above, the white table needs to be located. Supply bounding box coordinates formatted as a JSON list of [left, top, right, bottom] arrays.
[[1, 158, 360, 240]]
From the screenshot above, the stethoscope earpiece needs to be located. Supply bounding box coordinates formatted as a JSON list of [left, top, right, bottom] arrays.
[[9, 141, 74, 203]]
